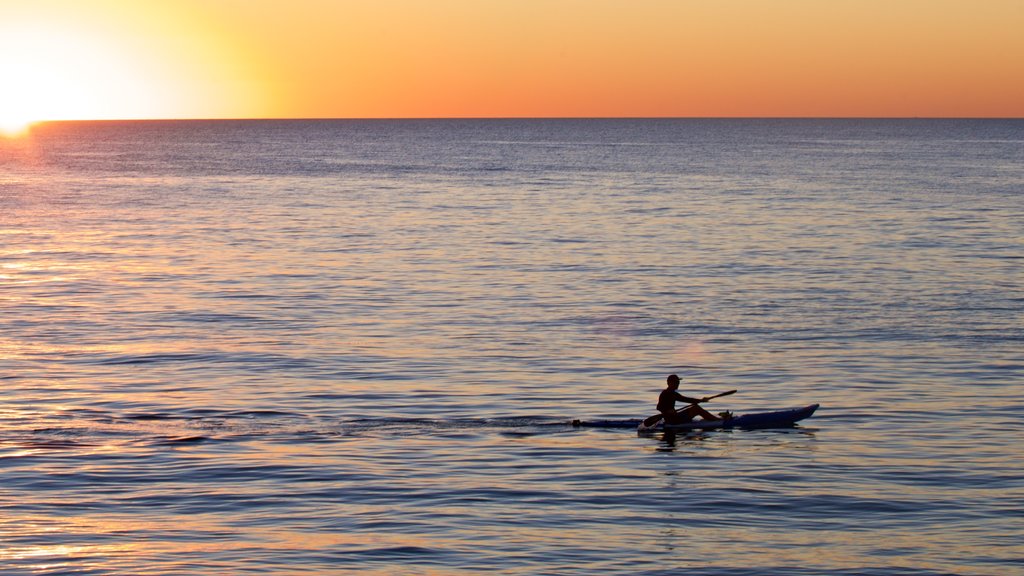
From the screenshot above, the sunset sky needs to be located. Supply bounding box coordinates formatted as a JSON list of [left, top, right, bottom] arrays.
[[1, 0, 1022, 126]]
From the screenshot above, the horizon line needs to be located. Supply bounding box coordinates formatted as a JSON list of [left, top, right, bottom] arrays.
[[31, 116, 1024, 123]]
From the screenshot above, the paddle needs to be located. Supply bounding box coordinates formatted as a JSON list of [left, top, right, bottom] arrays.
[[641, 389, 737, 428]]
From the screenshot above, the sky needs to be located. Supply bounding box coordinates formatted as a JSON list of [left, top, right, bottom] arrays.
[[1, 0, 1022, 126]]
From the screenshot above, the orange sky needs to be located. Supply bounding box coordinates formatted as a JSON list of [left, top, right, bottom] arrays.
[[1, 0, 1022, 124]]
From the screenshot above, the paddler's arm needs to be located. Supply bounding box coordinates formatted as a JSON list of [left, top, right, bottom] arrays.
[[675, 393, 708, 404]]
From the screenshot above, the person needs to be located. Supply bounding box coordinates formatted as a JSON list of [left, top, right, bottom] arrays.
[[657, 374, 724, 425]]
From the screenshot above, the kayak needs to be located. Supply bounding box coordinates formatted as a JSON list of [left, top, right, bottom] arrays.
[[637, 403, 819, 432]]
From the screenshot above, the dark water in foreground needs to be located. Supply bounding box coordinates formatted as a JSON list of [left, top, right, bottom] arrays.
[[1, 119, 1022, 574]]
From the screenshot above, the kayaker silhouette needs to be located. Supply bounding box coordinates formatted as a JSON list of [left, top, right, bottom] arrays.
[[657, 374, 723, 425]]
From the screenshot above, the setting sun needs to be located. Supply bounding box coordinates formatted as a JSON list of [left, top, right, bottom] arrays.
[[0, 0, 271, 134], [0, 23, 111, 134]]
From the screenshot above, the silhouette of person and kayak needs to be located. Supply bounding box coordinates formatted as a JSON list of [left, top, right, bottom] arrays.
[[572, 374, 816, 430], [646, 374, 734, 428]]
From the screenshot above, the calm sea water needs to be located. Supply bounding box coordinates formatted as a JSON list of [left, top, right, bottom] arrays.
[[1, 119, 1022, 575]]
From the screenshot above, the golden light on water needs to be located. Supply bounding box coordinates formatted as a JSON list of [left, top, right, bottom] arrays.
[[675, 339, 710, 366]]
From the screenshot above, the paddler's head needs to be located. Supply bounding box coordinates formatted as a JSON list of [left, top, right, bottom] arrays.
[[667, 374, 681, 390]]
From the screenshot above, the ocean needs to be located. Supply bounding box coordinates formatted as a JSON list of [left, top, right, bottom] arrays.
[[1, 119, 1021, 575]]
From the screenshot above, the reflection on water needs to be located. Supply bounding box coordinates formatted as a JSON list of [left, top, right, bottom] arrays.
[[650, 426, 818, 453], [1, 119, 1022, 574]]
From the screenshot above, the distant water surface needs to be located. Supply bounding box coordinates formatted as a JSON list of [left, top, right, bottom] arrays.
[[1, 119, 1022, 574]]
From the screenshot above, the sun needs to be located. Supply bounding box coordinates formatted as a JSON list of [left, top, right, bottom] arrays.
[[0, 22, 116, 134], [0, 52, 76, 136], [0, 5, 272, 136], [0, 58, 40, 135], [0, 115, 35, 138], [0, 16, 194, 133]]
